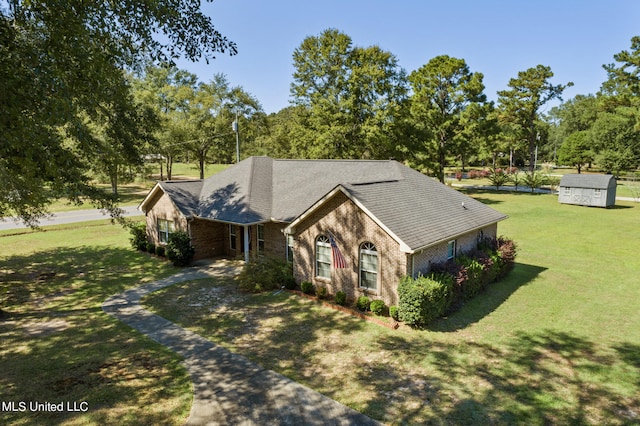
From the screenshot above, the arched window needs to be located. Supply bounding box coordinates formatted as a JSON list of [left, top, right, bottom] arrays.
[[316, 235, 331, 279], [359, 242, 378, 290]]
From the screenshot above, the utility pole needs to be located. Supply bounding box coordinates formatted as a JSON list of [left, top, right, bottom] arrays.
[[232, 111, 240, 163]]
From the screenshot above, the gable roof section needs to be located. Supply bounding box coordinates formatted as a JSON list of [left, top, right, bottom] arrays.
[[560, 174, 615, 189], [139, 180, 203, 217], [285, 166, 507, 253]]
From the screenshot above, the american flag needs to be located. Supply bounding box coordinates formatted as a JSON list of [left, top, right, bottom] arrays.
[[328, 232, 348, 268]]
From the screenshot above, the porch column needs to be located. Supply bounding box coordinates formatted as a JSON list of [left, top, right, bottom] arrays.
[[243, 225, 250, 263]]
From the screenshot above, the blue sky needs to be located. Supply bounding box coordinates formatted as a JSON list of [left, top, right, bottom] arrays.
[[176, 1, 640, 114]]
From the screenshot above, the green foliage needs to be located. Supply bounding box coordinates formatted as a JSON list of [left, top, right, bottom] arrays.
[[315, 286, 327, 299], [146, 242, 156, 253], [497, 65, 572, 171], [488, 168, 509, 190], [356, 296, 371, 312], [288, 29, 408, 160], [398, 275, 453, 327], [128, 223, 148, 251], [237, 256, 295, 293], [557, 131, 595, 173], [1, 1, 236, 226], [165, 231, 195, 267], [389, 305, 399, 321], [155, 245, 166, 257], [522, 171, 548, 192], [335, 291, 347, 306], [370, 300, 387, 316], [408, 55, 488, 183], [300, 281, 314, 295]]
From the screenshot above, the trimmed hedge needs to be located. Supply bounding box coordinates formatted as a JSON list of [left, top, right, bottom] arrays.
[[128, 222, 148, 251], [300, 281, 314, 295], [335, 291, 347, 306], [356, 296, 371, 312], [165, 231, 195, 267], [399, 236, 517, 327], [370, 300, 386, 316]]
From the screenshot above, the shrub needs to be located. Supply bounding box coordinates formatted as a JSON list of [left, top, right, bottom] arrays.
[[155, 245, 166, 257], [389, 305, 399, 321], [146, 242, 156, 253], [128, 222, 148, 251], [370, 300, 386, 316], [315, 286, 327, 299], [356, 295, 371, 312], [301, 281, 314, 295], [522, 171, 548, 192], [165, 231, 195, 267], [488, 168, 509, 190], [398, 275, 453, 327], [335, 291, 347, 306], [237, 256, 295, 293]]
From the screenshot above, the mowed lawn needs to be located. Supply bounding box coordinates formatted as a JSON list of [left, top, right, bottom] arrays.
[[0, 222, 189, 425], [1, 191, 638, 425], [144, 191, 640, 425]]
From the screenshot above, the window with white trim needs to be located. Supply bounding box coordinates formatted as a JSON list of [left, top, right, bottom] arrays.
[[229, 225, 237, 250], [563, 187, 571, 196], [447, 240, 457, 260], [359, 242, 378, 290], [257, 224, 265, 254], [286, 234, 294, 263], [315, 235, 331, 279], [594, 188, 602, 197], [157, 219, 174, 244]]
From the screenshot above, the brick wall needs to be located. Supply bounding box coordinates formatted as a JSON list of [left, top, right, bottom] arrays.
[[291, 191, 408, 307], [411, 223, 498, 276], [145, 191, 187, 245], [189, 219, 226, 260]]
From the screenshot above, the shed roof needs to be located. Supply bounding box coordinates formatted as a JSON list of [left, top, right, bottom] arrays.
[[559, 174, 616, 189]]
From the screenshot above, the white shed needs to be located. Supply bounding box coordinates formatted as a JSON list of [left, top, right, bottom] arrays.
[[558, 174, 616, 208]]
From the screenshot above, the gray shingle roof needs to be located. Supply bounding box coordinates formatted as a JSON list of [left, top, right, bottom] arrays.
[[146, 156, 507, 252], [157, 180, 203, 216], [559, 174, 616, 189]]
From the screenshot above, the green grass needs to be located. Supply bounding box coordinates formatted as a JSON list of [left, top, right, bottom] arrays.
[[145, 191, 640, 425], [0, 221, 189, 425]]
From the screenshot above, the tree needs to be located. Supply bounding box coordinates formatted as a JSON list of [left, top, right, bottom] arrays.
[[557, 131, 594, 173], [408, 55, 488, 182], [289, 28, 408, 159], [0, 1, 236, 226], [498, 65, 572, 172]]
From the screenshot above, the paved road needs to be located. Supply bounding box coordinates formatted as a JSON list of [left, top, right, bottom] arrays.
[[102, 260, 380, 425], [0, 206, 142, 231]]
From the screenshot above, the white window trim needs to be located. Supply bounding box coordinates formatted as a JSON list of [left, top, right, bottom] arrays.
[[315, 235, 331, 280], [157, 219, 174, 245], [257, 224, 265, 254], [563, 187, 571, 196], [286, 234, 294, 263], [594, 188, 602, 197], [447, 240, 457, 260], [359, 242, 378, 291]]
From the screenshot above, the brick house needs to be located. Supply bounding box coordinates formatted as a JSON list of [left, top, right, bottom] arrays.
[[139, 156, 507, 306]]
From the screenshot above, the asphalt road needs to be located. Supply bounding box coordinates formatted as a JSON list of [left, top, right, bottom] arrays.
[[0, 205, 142, 231]]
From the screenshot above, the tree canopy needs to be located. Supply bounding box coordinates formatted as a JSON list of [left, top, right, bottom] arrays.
[[0, 0, 236, 226]]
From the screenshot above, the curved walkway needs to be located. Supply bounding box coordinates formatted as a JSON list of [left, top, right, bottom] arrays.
[[102, 259, 379, 426]]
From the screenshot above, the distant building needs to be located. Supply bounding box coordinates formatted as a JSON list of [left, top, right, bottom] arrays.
[[558, 174, 616, 208]]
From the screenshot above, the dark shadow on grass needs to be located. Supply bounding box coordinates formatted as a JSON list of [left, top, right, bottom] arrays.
[[0, 246, 188, 424], [370, 330, 640, 425], [428, 262, 547, 332]]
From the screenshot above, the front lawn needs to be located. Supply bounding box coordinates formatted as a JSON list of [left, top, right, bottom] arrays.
[[144, 191, 640, 425], [0, 221, 188, 425]]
